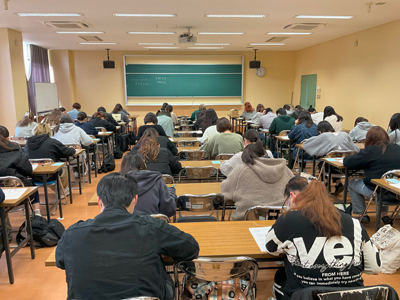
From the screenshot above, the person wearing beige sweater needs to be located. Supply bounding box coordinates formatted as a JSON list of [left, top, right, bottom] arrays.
[[221, 141, 294, 220]]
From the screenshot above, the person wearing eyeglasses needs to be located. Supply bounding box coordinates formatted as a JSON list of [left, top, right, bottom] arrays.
[[265, 176, 381, 300]]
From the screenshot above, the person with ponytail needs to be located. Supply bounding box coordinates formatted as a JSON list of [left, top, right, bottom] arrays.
[[266, 177, 381, 300], [387, 113, 400, 145], [220, 129, 273, 176], [15, 112, 37, 138], [220, 141, 293, 220]]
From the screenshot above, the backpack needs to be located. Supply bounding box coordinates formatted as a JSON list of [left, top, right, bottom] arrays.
[[98, 153, 116, 173], [127, 132, 136, 146], [16, 214, 65, 247], [116, 133, 129, 152], [114, 145, 123, 159]]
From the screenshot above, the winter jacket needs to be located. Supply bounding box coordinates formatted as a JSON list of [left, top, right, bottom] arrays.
[[303, 132, 360, 157], [131, 170, 177, 217], [137, 125, 167, 141], [388, 129, 400, 146], [259, 112, 277, 129], [199, 132, 244, 159], [269, 115, 295, 135], [89, 117, 116, 133], [325, 115, 343, 132], [200, 125, 219, 144], [242, 110, 256, 120], [221, 158, 293, 220], [74, 122, 99, 137], [157, 115, 174, 138], [0, 142, 33, 186], [0, 188, 4, 204], [220, 150, 273, 176], [250, 112, 263, 125], [144, 148, 182, 175], [133, 136, 178, 155], [15, 122, 37, 138], [56, 205, 199, 300], [349, 122, 375, 142], [53, 123, 93, 146], [288, 122, 318, 159]]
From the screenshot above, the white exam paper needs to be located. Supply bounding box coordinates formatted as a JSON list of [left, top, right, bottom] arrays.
[[249, 226, 271, 252], [3, 188, 28, 200], [389, 183, 400, 190], [31, 163, 39, 170]]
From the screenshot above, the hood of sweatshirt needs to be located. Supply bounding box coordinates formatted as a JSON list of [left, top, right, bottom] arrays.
[[58, 123, 76, 134], [133, 170, 162, 196], [357, 122, 374, 131], [247, 158, 288, 183], [26, 134, 50, 151], [279, 115, 294, 122]]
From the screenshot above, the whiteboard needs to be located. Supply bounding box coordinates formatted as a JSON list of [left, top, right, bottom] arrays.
[[35, 82, 59, 113]]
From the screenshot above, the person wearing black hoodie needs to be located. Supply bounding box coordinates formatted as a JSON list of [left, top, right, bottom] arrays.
[[89, 112, 116, 133], [96, 106, 118, 126], [133, 128, 177, 155], [120, 151, 177, 217]]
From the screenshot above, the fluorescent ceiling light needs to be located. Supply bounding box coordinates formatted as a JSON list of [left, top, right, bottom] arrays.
[[114, 13, 176, 17], [250, 43, 285, 46], [188, 47, 223, 49], [295, 15, 353, 19], [198, 32, 244, 35], [16, 13, 82, 17], [205, 14, 266, 18], [138, 43, 175, 45], [143, 47, 180, 49], [128, 32, 175, 35], [56, 31, 104, 34], [79, 43, 117, 45], [267, 32, 311, 35], [195, 43, 230, 45]]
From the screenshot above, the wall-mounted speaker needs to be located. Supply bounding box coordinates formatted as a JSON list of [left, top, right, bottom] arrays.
[[103, 60, 115, 69]]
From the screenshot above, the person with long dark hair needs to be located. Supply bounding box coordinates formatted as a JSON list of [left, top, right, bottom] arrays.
[[344, 126, 400, 224], [15, 112, 37, 138], [388, 113, 400, 145], [265, 178, 381, 300], [349, 117, 374, 142], [133, 127, 177, 155], [193, 109, 206, 130], [200, 109, 219, 143], [323, 106, 343, 132]]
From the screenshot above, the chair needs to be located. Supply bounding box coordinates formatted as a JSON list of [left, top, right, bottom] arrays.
[[176, 140, 201, 147], [174, 256, 258, 300], [180, 150, 205, 161], [64, 143, 87, 185], [215, 153, 235, 160], [150, 214, 171, 223], [178, 166, 218, 183], [317, 150, 358, 181], [0, 176, 30, 214], [162, 174, 175, 184], [175, 193, 224, 222], [244, 205, 283, 221], [276, 130, 291, 159], [122, 297, 159, 300]]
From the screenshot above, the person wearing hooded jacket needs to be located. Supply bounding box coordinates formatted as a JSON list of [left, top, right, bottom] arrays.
[[349, 117, 374, 142], [120, 151, 176, 217], [269, 108, 295, 135], [221, 142, 293, 220], [53, 114, 93, 146], [387, 113, 400, 145]]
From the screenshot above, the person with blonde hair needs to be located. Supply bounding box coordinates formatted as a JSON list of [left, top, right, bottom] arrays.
[[15, 112, 37, 138]]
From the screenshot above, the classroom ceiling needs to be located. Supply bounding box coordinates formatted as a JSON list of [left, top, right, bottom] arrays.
[[0, 0, 399, 51]]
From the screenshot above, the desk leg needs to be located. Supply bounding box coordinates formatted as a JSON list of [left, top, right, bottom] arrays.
[[0, 207, 14, 283], [343, 168, 349, 205], [269, 135, 273, 151], [67, 161, 73, 204], [376, 188, 382, 231], [43, 175, 50, 220], [101, 137, 105, 157], [312, 156, 316, 177], [94, 145, 98, 177], [327, 164, 332, 193], [301, 149, 304, 173], [24, 200, 35, 259], [86, 148, 91, 184], [77, 154, 82, 195], [56, 175, 63, 219], [279, 141, 282, 159]]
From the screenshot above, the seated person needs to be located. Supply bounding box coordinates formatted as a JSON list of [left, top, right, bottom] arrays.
[[74, 111, 98, 136], [289, 105, 304, 120], [111, 105, 130, 124], [250, 104, 264, 124], [344, 126, 400, 224], [41, 108, 62, 130], [269, 108, 295, 135], [190, 104, 206, 121], [89, 112, 116, 133], [308, 107, 324, 125], [200, 109, 219, 144], [259, 108, 277, 130], [157, 110, 174, 138], [266, 177, 381, 300], [96, 107, 118, 126], [166, 105, 178, 125], [242, 102, 256, 120], [0, 126, 41, 216], [120, 151, 177, 217], [67, 102, 81, 120], [138, 136, 182, 175], [56, 172, 199, 300], [137, 112, 167, 141], [193, 110, 206, 130], [116, 103, 130, 116], [53, 114, 93, 147], [200, 117, 243, 159], [349, 117, 374, 142], [220, 129, 273, 176], [133, 128, 177, 155], [323, 106, 343, 132], [15, 112, 37, 138], [221, 142, 293, 220], [388, 113, 400, 145]]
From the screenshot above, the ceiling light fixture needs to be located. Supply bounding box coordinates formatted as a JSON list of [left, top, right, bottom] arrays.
[[198, 32, 244, 35], [188, 47, 223, 49], [79, 43, 117, 45], [143, 46, 180, 49], [267, 32, 311, 35], [57, 31, 104, 34], [138, 43, 175, 45], [250, 43, 285, 46], [16, 13, 82, 17], [295, 15, 353, 19], [205, 14, 266, 18], [114, 13, 176, 17], [195, 43, 230, 45], [128, 32, 176, 35]]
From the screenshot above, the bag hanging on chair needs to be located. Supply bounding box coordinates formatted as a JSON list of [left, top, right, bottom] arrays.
[[370, 224, 400, 273]]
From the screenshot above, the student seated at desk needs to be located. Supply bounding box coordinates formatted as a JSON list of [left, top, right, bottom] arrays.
[[0, 126, 41, 216], [111, 105, 130, 124], [193, 109, 206, 131], [137, 112, 167, 141], [133, 128, 177, 155], [67, 102, 81, 120], [266, 177, 381, 300], [41, 108, 62, 130], [15, 112, 37, 138], [53, 115, 93, 147], [116, 103, 130, 116], [89, 112, 116, 133], [349, 117, 374, 142], [121, 151, 176, 217], [308, 107, 324, 125], [323, 106, 343, 132], [221, 142, 293, 220], [344, 126, 400, 224], [139, 135, 182, 175], [242, 102, 256, 120], [220, 129, 273, 176], [56, 172, 199, 300], [199, 117, 243, 159], [249, 104, 264, 124], [259, 108, 277, 130], [387, 113, 400, 145], [74, 112, 98, 136], [166, 105, 178, 125], [96, 107, 118, 126], [269, 108, 295, 135], [190, 104, 206, 121], [157, 110, 174, 138], [199, 109, 219, 142]]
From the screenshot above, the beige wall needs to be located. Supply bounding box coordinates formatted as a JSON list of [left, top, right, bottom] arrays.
[[0, 28, 29, 132], [293, 20, 400, 130]]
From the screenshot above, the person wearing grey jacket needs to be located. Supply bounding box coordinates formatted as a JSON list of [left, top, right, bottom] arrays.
[[388, 113, 400, 145], [259, 108, 277, 129], [349, 117, 374, 142]]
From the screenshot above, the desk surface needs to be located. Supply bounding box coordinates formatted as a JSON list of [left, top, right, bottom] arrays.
[[181, 160, 225, 169], [275, 136, 292, 142], [45, 220, 275, 266], [72, 148, 85, 157], [171, 137, 199, 143], [371, 179, 400, 195], [177, 147, 201, 153], [31, 163, 65, 175], [0, 187, 38, 207], [97, 131, 113, 137], [320, 157, 345, 169]]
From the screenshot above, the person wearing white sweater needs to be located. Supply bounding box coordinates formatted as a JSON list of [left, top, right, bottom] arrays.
[[15, 112, 37, 138], [323, 106, 343, 132]]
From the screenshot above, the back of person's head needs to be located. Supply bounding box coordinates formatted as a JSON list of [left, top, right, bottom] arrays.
[[199, 104, 206, 110], [161, 102, 169, 110], [0, 126, 10, 149], [308, 107, 316, 113], [241, 141, 265, 165], [140, 128, 159, 145], [354, 117, 369, 127], [243, 129, 259, 143], [202, 108, 218, 131], [55, 114, 74, 132], [323, 106, 343, 122], [158, 109, 170, 117], [33, 123, 52, 136], [276, 108, 287, 116], [198, 109, 207, 120], [265, 108, 273, 114], [316, 121, 334, 134], [297, 111, 314, 128], [388, 113, 400, 131], [284, 176, 308, 198], [59, 107, 66, 112], [72, 102, 81, 110], [283, 104, 290, 110], [94, 112, 106, 119], [77, 111, 87, 121], [295, 105, 304, 111], [16, 112, 35, 127], [116, 103, 123, 110], [120, 151, 147, 173], [143, 112, 158, 125], [216, 117, 231, 133], [365, 126, 389, 153], [44, 108, 62, 126], [97, 106, 106, 113], [166, 104, 173, 113], [244, 102, 253, 112], [256, 104, 265, 113], [112, 106, 120, 114], [139, 136, 160, 162], [289, 179, 342, 238], [97, 173, 138, 208]]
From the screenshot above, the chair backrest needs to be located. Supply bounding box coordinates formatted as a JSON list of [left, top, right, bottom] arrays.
[[64, 143, 82, 150], [10, 136, 26, 141], [180, 150, 206, 161], [178, 132, 196, 137], [177, 193, 224, 213], [381, 170, 400, 179], [0, 176, 25, 188], [215, 153, 234, 160], [177, 141, 201, 147], [325, 150, 357, 158], [29, 158, 55, 164], [178, 166, 218, 182], [150, 214, 171, 223], [278, 130, 290, 136], [161, 174, 175, 184], [95, 127, 107, 133], [244, 205, 283, 221]]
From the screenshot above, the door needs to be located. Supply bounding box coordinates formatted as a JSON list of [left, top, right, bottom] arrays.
[[300, 74, 317, 109]]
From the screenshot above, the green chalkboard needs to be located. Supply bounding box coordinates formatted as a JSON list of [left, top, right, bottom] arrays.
[[125, 64, 242, 97]]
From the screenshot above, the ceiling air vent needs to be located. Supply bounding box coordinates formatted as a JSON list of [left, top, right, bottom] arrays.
[[79, 36, 103, 42], [284, 23, 326, 31], [266, 37, 288, 43], [43, 21, 90, 29]]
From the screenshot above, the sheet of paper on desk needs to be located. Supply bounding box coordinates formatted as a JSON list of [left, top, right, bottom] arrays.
[[52, 163, 64, 166], [326, 158, 336, 162], [3, 188, 28, 200], [389, 183, 400, 190], [196, 137, 202, 141], [387, 179, 400, 184], [249, 227, 271, 252], [212, 161, 221, 164], [31, 163, 39, 170], [281, 136, 290, 140], [335, 158, 344, 162]]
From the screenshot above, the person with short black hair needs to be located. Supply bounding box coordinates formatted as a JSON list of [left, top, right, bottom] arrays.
[[75, 111, 98, 136], [199, 117, 244, 159], [387, 113, 400, 145], [67, 102, 81, 120], [259, 107, 277, 130], [89, 112, 116, 133], [349, 117, 374, 142], [56, 172, 199, 300], [96, 107, 118, 126], [15, 112, 37, 138], [137, 112, 167, 141], [59, 107, 66, 112], [323, 106, 343, 132], [269, 108, 295, 135]]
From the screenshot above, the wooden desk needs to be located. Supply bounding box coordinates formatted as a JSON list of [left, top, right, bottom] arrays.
[[1, 187, 37, 283], [170, 137, 199, 144], [129, 115, 139, 134], [72, 148, 86, 194], [174, 130, 203, 137], [177, 146, 201, 153], [275, 135, 292, 159], [45, 220, 278, 267], [97, 131, 113, 156], [181, 160, 225, 169]]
